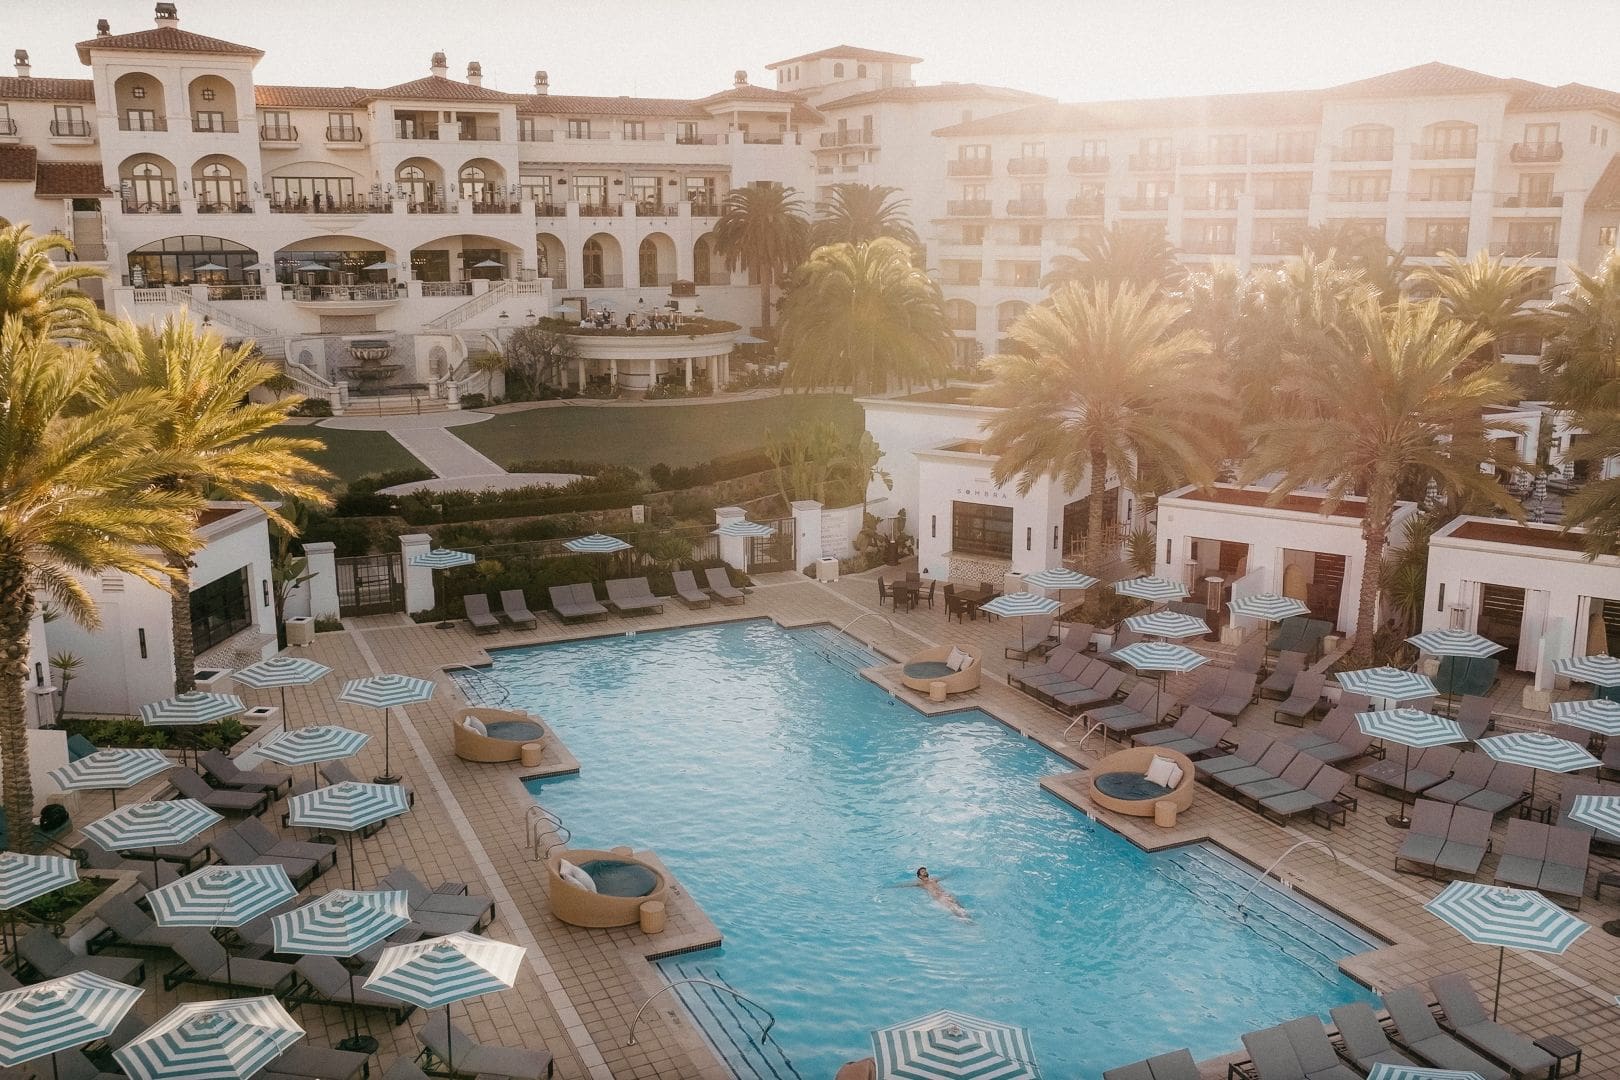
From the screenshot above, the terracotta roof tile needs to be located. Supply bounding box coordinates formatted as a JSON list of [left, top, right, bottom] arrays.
[[517, 94, 708, 119], [1326, 61, 1539, 98], [933, 90, 1320, 137], [361, 75, 519, 103], [766, 45, 922, 70], [76, 26, 263, 64], [0, 76, 95, 102], [817, 83, 1050, 111], [0, 144, 37, 183], [697, 86, 823, 124], [254, 84, 372, 109], [35, 160, 109, 197], [1585, 154, 1620, 211], [1512, 81, 1620, 114]]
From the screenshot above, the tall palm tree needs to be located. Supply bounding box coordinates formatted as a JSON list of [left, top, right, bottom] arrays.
[[1293, 220, 1406, 298], [1041, 224, 1186, 295], [95, 316, 332, 693], [0, 224, 100, 339], [777, 239, 952, 395], [1542, 251, 1620, 554], [810, 184, 920, 252], [977, 283, 1228, 572], [711, 183, 809, 332], [1243, 296, 1524, 662], [1409, 250, 1547, 366], [0, 321, 202, 844]]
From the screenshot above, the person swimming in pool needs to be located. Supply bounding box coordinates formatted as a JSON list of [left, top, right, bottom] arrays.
[[910, 867, 970, 919]]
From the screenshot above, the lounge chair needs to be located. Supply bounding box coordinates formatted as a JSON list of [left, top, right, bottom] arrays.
[[1429, 972, 1557, 1078], [605, 577, 663, 615], [1179, 667, 1229, 712], [1435, 655, 1500, 700], [1454, 694, 1494, 739], [1603, 736, 1620, 781], [198, 750, 293, 798], [547, 584, 607, 624], [1258, 765, 1352, 828], [669, 570, 712, 609], [1138, 711, 1231, 759], [1051, 667, 1126, 713], [1195, 731, 1274, 781], [1240, 1017, 1361, 1080], [1422, 750, 1495, 807], [1134, 706, 1214, 751], [1382, 986, 1508, 1080], [66, 734, 98, 762], [419, 1021, 554, 1080], [1091, 685, 1177, 743], [1457, 762, 1531, 818], [258, 1042, 371, 1080], [1100, 625, 1145, 662], [1063, 622, 1096, 652], [1018, 653, 1093, 692], [1100, 1048, 1199, 1080], [1432, 803, 1493, 879], [1235, 752, 1324, 806], [75, 839, 162, 890], [53, 1049, 122, 1080], [499, 590, 538, 629], [462, 593, 501, 634], [162, 927, 297, 995], [1208, 670, 1259, 717], [86, 893, 190, 955], [1537, 825, 1590, 907], [1395, 800, 1454, 877], [1291, 715, 1375, 768], [1210, 742, 1300, 795], [703, 567, 745, 604], [1329, 1002, 1422, 1072], [1494, 817, 1549, 891], [1273, 672, 1327, 726], [164, 767, 269, 817], [1356, 746, 1460, 801], [1232, 635, 1267, 675], [17, 928, 145, 985], [209, 827, 324, 890], [1007, 645, 1079, 687], [382, 867, 495, 929], [290, 955, 415, 1022], [1259, 651, 1307, 698], [236, 818, 338, 877]]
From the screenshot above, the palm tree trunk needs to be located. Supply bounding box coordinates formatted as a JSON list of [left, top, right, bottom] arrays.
[[1084, 447, 1110, 573], [170, 555, 196, 694], [0, 549, 38, 851], [1350, 479, 1395, 664], [760, 267, 773, 332]]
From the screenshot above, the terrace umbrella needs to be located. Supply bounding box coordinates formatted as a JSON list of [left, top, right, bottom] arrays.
[[1354, 709, 1465, 827], [231, 655, 332, 732], [1476, 732, 1600, 812], [287, 782, 411, 889], [471, 259, 504, 269], [115, 996, 303, 1080], [1227, 593, 1310, 624], [980, 592, 1061, 654], [255, 725, 371, 788], [1424, 882, 1588, 1020], [338, 673, 434, 784], [139, 692, 244, 766], [0, 853, 78, 953], [1110, 641, 1209, 723], [47, 748, 171, 808], [1335, 666, 1437, 711], [563, 533, 631, 554], [81, 800, 221, 889], [407, 548, 478, 630], [146, 864, 296, 996], [0, 971, 144, 1080], [293, 262, 329, 273], [1548, 698, 1620, 737], [1552, 653, 1620, 690], [712, 520, 775, 538], [1112, 575, 1189, 604], [363, 261, 398, 271], [1024, 568, 1099, 629], [1123, 610, 1209, 640], [363, 933, 525, 1080], [1567, 793, 1620, 936], [1366, 1066, 1485, 1080], [1408, 630, 1505, 715], [871, 1009, 1039, 1080], [271, 890, 411, 1053]]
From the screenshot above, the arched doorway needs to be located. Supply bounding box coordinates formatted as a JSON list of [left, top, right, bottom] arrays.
[[693, 234, 716, 286], [127, 235, 256, 287], [191, 155, 247, 212], [119, 154, 177, 212], [582, 233, 623, 288], [638, 232, 675, 287]]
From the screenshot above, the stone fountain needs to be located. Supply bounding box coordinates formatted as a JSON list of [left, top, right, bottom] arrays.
[[339, 339, 402, 389]]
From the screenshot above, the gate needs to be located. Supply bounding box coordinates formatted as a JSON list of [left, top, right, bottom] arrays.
[[336, 554, 405, 616], [748, 518, 797, 574]]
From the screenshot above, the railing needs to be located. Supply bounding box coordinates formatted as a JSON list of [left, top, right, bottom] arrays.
[[195, 200, 253, 214], [993, 274, 1041, 288], [259, 125, 297, 141], [582, 274, 625, 289], [1005, 198, 1047, 216], [534, 203, 566, 217], [1331, 144, 1393, 161], [122, 199, 180, 214], [688, 201, 721, 216], [740, 133, 787, 144], [470, 201, 523, 214], [1510, 141, 1562, 163], [0, 119, 17, 136], [946, 159, 992, 176], [1118, 195, 1171, 211], [1183, 194, 1241, 211], [517, 128, 554, 142], [131, 287, 169, 304], [290, 284, 401, 302], [118, 116, 167, 132], [634, 201, 674, 216], [524, 804, 569, 862], [1407, 191, 1474, 203], [421, 281, 473, 298], [394, 127, 439, 140], [1180, 149, 1249, 166], [1254, 195, 1310, 210], [941, 275, 983, 287], [324, 126, 363, 142], [1326, 191, 1388, 202], [1068, 156, 1110, 173], [1496, 193, 1564, 208], [1235, 840, 1339, 912], [1251, 147, 1315, 164], [206, 285, 265, 301], [165, 286, 275, 337], [192, 118, 239, 132], [423, 279, 516, 330], [1128, 153, 1175, 170], [565, 130, 612, 140], [819, 130, 875, 147], [1414, 141, 1477, 160], [1007, 157, 1048, 175], [1066, 196, 1105, 215], [578, 203, 618, 217], [406, 200, 454, 214], [1403, 240, 1467, 256], [946, 199, 991, 216], [676, 133, 717, 145], [638, 273, 678, 287], [271, 196, 392, 214], [458, 127, 501, 141], [629, 980, 777, 1049], [1489, 241, 1557, 258], [49, 119, 92, 137], [1182, 240, 1237, 255]]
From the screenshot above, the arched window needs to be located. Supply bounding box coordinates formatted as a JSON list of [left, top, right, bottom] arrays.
[[125, 161, 175, 209], [583, 238, 604, 288], [194, 162, 242, 209], [833, 63, 844, 78], [397, 165, 431, 205], [857, 64, 867, 78], [693, 236, 712, 286], [127, 234, 254, 287], [638, 238, 659, 287], [458, 164, 489, 202]]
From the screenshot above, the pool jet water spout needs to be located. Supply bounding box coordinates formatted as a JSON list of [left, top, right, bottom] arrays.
[[1236, 839, 1340, 913]]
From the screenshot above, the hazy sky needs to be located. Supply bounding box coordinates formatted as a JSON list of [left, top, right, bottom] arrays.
[[9, 0, 1620, 104]]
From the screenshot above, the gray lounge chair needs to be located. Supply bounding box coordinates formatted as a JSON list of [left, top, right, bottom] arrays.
[[420, 1021, 554, 1080], [605, 576, 664, 615], [163, 927, 297, 995], [1236, 752, 1324, 805], [1433, 803, 1492, 878], [1382, 986, 1508, 1080], [291, 955, 415, 1022], [75, 839, 161, 891], [198, 750, 293, 798], [1196, 731, 1275, 780], [382, 867, 496, 928], [1008, 645, 1079, 685], [17, 927, 145, 986], [1459, 762, 1530, 818], [1051, 667, 1126, 713], [164, 766, 268, 817], [1290, 710, 1374, 766], [1240, 1017, 1361, 1080], [53, 1048, 121, 1080], [1093, 685, 1177, 742], [1100, 1048, 1198, 1080], [1232, 635, 1267, 675], [1423, 750, 1494, 806], [1395, 799, 1453, 876], [1429, 972, 1557, 1078], [209, 827, 322, 889], [1100, 625, 1145, 662], [259, 1042, 371, 1080], [86, 893, 190, 954], [1210, 742, 1299, 794], [236, 818, 338, 877], [703, 567, 746, 604], [547, 585, 606, 624], [1494, 817, 1549, 890], [1454, 694, 1494, 739], [669, 570, 712, 609], [462, 594, 501, 634], [1538, 825, 1590, 907], [1357, 746, 1459, 800], [1273, 672, 1327, 726], [1259, 651, 1307, 697], [1180, 667, 1229, 712], [1259, 765, 1351, 827], [1136, 709, 1229, 757], [1019, 654, 1093, 691], [1330, 1002, 1421, 1072], [499, 590, 538, 629], [1208, 670, 1259, 717]]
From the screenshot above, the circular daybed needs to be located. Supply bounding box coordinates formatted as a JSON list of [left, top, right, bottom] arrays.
[[1085, 746, 1197, 818], [547, 849, 669, 928], [452, 707, 548, 763], [899, 645, 982, 696]]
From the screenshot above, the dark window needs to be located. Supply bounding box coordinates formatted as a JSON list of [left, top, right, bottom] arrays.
[[190, 567, 252, 653], [127, 234, 255, 287], [951, 501, 1013, 558]]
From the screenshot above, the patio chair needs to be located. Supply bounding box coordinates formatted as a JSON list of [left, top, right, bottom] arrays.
[[1538, 825, 1591, 907], [669, 571, 711, 609], [1240, 1017, 1361, 1080], [703, 567, 746, 604], [1232, 635, 1267, 675], [1092, 685, 1176, 743], [1395, 799, 1454, 877], [1016, 653, 1092, 693], [162, 927, 297, 995], [1180, 668, 1229, 712], [1235, 752, 1324, 806], [1100, 625, 1145, 661], [1209, 742, 1299, 795], [1139, 711, 1230, 759], [1435, 655, 1500, 700], [259, 1042, 371, 1080], [1454, 694, 1494, 739], [74, 840, 161, 891], [1493, 817, 1549, 891], [1457, 762, 1531, 819], [86, 893, 190, 955], [209, 826, 324, 889], [1433, 803, 1493, 878], [876, 577, 890, 607], [53, 1048, 121, 1080], [66, 734, 98, 762], [198, 750, 293, 798], [1381, 986, 1508, 1080], [1051, 667, 1126, 713], [164, 766, 269, 817], [1294, 723, 1375, 768], [419, 1021, 554, 1080], [1207, 670, 1259, 717], [1258, 765, 1351, 828], [462, 594, 501, 635], [547, 585, 606, 624], [235, 817, 338, 877], [1422, 751, 1494, 806], [382, 867, 496, 928], [499, 590, 538, 629], [1195, 730, 1274, 781], [290, 955, 416, 1023], [1007, 645, 1078, 687], [1429, 972, 1556, 1078], [1032, 656, 1108, 698], [1329, 1002, 1422, 1072], [1273, 672, 1326, 726], [1100, 1048, 1199, 1080], [1064, 621, 1096, 652], [1133, 706, 1211, 750], [17, 928, 145, 986], [1259, 651, 1307, 698]]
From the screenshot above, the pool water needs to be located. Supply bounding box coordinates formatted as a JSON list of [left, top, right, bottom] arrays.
[[475, 621, 1377, 1079]]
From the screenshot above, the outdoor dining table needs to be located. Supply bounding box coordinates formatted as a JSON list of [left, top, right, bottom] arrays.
[[890, 580, 920, 611]]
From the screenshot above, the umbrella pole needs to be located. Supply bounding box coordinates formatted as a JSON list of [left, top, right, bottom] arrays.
[[1387, 745, 1414, 829], [337, 960, 377, 1054], [1493, 946, 1504, 1021], [281, 687, 289, 732], [347, 830, 358, 891], [446, 1007, 454, 1078], [375, 709, 399, 785]]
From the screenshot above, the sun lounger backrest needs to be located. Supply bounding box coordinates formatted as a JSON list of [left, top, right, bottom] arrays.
[[1275, 650, 1305, 678], [1340, 692, 1372, 713], [1092, 668, 1125, 697], [165, 767, 212, 799], [1314, 708, 1350, 741], [1455, 695, 1492, 739], [209, 829, 260, 866], [1409, 799, 1453, 839], [1277, 753, 1324, 789], [1448, 751, 1493, 787], [1485, 761, 1531, 797], [1502, 817, 1548, 862], [17, 928, 71, 972], [1281, 1015, 1341, 1073], [1430, 972, 1490, 1029], [1544, 824, 1591, 870], [1193, 716, 1232, 744], [1418, 746, 1461, 776], [294, 954, 350, 998], [1144, 1048, 1199, 1080], [1305, 765, 1348, 802], [1334, 730, 1373, 756], [235, 818, 280, 856], [1240, 1025, 1303, 1078], [1252, 743, 1298, 777], [1383, 986, 1444, 1042], [571, 583, 600, 605], [172, 928, 227, 976], [500, 589, 533, 614], [1118, 683, 1155, 712], [1042, 645, 1079, 672], [463, 593, 495, 618], [1224, 671, 1258, 698], [98, 894, 155, 940], [1329, 1003, 1396, 1063], [198, 750, 241, 782], [671, 570, 699, 591], [548, 586, 574, 609], [1231, 730, 1274, 764], [1447, 805, 1493, 847]]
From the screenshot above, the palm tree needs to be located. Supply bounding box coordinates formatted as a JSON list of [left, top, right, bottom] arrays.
[[711, 183, 809, 332], [0, 224, 101, 339], [1409, 250, 1547, 366], [811, 184, 920, 252], [1543, 251, 1620, 554], [977, 283, 1228, 572], [1243, 296, 1524, 662], [1293, 221, 1406, 297], [0, 321, 203, 844], [1041, 224, 1185, 295], [95, 316, 332, 693], [777, 239, 952, 395]]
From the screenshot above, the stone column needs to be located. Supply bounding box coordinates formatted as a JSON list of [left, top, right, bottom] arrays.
[[792, 500, 824, 569], [714, 506, 748, 571], [302, 542, 340, 620], [399, 533, 436, 615], [684, 356, 693, 390]]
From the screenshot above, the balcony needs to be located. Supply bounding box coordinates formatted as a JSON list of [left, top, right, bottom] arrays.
[[1182, 193, 1241, 211], [993, 275, 1042, 288], [689, 201, 721, 217], [1408, 191, 1475, 205], [518, 128, 555, 142], [534, 203, 566, 217], [1327, 191, 1389, 203], [1252, 147, 1316, 165], [1510, 141, 1562, 163], [195, 200, 253, 215], [819, 130, 875, 148], [1180, 149, 1249, 167], [1005, 198, 1047, 216], [565, 130, 612, 140], [1068, 156, 1110, 174], [1128, 153, 1175, 171], [941, 274, 982, 287], [205, 285, 266, 301], [1403, 239, 1468, 257], [271, 195, 392, 214], [1118, 195, 1171, 211], [192, 118, 240, 133], [259, 125, 297, 142], [118, 117, 167, 132], [50, 119, 93, 138], [458, 127, 501, 141], [946, 199, 992, 216], [1255, 194, 1310, 210], [1496, 193, 1564, 208], [421, 282, 473, 297], [121, 199, 180, 214], [947, 159, 992, 177], [1182, 240, 1237, 255], [581, 274, 625, 289], [1414, 142, 1477, 161], [1332, 144, 1394, 162], [470, 201, 523, 214], [1490, 241, 1558, 258], [406, 199, 454, 214], [0, 119, 16, 136], [1066, 195, 1105, 216], [1007, 157, 1048, 176], [676, 133, 717, 145], [290, 284, 403, 310], [578, 203, 619, 217], [1252, 237, 1305, 255], [325, 126, 363, 143], [394, 127, 439, 140]]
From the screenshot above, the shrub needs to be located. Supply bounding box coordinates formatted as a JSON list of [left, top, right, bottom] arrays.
[[399, 488, 642, 525], [332, 490, 396, 517], [647, 451, 773, 492], [293, 398, 333, 417], [459, 393, 487, 409], [506, 459, 607, 477], [348, 468, 434, 495], [61, 716, 247, 752], [315, 617, 344, 632], [298, 514, 383, 557]]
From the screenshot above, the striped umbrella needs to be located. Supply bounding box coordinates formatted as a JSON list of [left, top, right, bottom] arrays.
[[1424, 882, 1589, 1019], [1356, 709, 1466, 827], [255, 725, 370, 788], [1366, 1067, 1484, 1080], [1553, 654, 1620, 687], [231, 656, 332, 732], [1112, 576, 1189, 603], [81, 800, 221, 888], [712, 520, 775, 538], [1227, 593, 1310, 624], [1406, 630, 1505, 659], [339, 674, 434, 784], [872, 1009, 1039, 1080], [562, 533, 631, 554], [364, 934, 525, 1079], [0, 972, 144, 1072], [1335, 666, 1437, 707], [1566, 793, 1620, 839], [272, 890, 411, 1052], [138, 692, 243, 727], [1023, 568, 1099, 592], [115, 996, 302, 1080], [148, 864, 296, 929], [1111, 642, 1209, 722], [980, 593, 1061, 653], [48, 748, 172, 808], [1549, 698, 1620, 737], [0, 853, 78, 953], [287, 782, 411, 888], [408, 548, 476, 570], [1123, 610, 1210, 640], [1477, 732, 1601, 809]]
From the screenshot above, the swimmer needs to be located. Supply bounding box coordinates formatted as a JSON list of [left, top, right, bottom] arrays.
[[910, 867, 970, 919]]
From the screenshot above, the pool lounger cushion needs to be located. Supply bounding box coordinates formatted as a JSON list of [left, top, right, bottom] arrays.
[[903, 661, 955, 680], [1093, 772, 1174, 802], [578, 859, 660, 898]]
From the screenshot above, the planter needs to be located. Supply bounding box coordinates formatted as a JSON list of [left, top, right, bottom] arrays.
[[61, 873, 141, 954]]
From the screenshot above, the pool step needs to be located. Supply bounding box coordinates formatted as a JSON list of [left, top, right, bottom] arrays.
[[661, 960, 804, 1080], [799, 628, 884, 677], [446, 665, 512, 708]]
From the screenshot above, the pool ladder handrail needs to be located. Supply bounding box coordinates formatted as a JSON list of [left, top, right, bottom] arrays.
[[526, 804, 570, 862], [1236, 839, 1340, 912], [1060, 714, 1107, 751], [446, 663, 512, 708], [628, 979, 776, 1047], [836, 612, 895, 656]]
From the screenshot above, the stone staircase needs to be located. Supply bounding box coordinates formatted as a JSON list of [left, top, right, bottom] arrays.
[[345, 391, 453, 417]]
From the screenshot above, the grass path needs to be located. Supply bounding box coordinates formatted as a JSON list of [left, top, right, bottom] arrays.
[[269, 424, 425, 486]]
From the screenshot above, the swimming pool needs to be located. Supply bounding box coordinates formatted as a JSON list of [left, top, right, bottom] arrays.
[[468, 620, 1378, 1079]]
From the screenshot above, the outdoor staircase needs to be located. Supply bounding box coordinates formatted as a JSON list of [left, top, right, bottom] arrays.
[[347, 391, 452, 417], [165, 286, 276, 340], [422, 279, 546, 331]]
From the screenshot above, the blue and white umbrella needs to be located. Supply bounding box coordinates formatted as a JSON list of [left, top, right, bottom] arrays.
[[1335, 666, 1437, 706], [407, 550, 478, 629], [1424, 882, 1589, 1019], [1566, 793, 1620, 839], [232, 655, 332, 731], [1123, 610, 1209, 640], [980, 593, 1061, 652], [139, 692, 243, 728], [1407, 630, 1505, 659], [339, 674, 434, 782], [0, 972, 144, 1070], [1553, 653, 1620, 687], [365, 934, 525, 1078], [1111, 642, 1209, 722], [563, 533, 631, 554], [271, 890, 410, 957], [1227, 593, 1310, 624], [0, 852, 77, 911], [1022, 568, 1099, 592], [1356, 709, 1465, 826], [287, 781, 411, 888], [81, 801, 221, 886], [712, 520, 775, 538], [115, 996, 302, 1080], [1366, 1066, 1485, 1080], [872, 1009, 1040, 1080], [1549, 698, 1620, 736], [48, 748, 172, 807], [255, 726, 371, 785], [1112, 576, 1189, 603], [1477, 732, 1601, 807], [147, 864, 296, 930]]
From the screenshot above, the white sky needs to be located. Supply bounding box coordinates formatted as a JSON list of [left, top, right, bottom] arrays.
[[8, 0, 1620, 104]]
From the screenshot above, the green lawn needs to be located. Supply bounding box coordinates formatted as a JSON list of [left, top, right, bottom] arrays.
[[453, 394, 862, 469], [270, 424, 425, 487]]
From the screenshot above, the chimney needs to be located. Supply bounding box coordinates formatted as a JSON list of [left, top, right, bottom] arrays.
[[533, 70, 549, 96], [13, 50, 30, 79], [153, 2, 177, 27], [96, 19, 110, 36], [466, 61, 482, 87], [733, 69, 748, 88], [430, 51, 448, 78]]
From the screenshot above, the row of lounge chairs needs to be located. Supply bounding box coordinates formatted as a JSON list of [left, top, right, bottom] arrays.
[[464, 591, 539, 633], [545, 569, 746, 625], [1357, 747, 1530, 818], [1195, 734, 1357, 828]]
